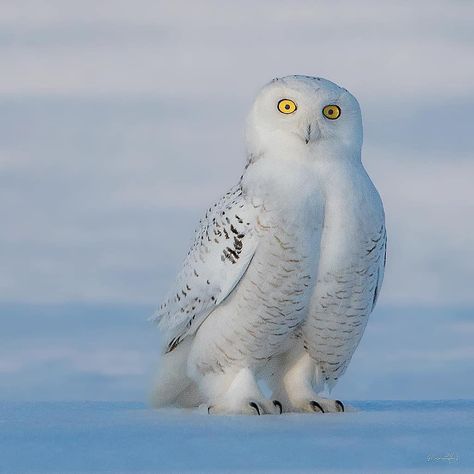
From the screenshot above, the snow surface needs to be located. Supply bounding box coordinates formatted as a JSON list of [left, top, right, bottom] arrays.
[[0, 400, 472, 473]]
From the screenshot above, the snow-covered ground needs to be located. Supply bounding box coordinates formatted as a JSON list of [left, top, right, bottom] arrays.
[[1, 305, 473, 472], [0, 400, 472, 473]]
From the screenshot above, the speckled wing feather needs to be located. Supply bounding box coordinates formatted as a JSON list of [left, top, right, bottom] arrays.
[[151, 184, 259, 353]]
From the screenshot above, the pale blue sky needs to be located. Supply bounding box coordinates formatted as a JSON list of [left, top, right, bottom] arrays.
[[0, 0, 472, 401]]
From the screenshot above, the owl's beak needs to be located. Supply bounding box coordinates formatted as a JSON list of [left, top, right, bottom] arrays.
[[302, 122, 319, 144], [294, 122, 319, 145], [304, 124, 312, 144]]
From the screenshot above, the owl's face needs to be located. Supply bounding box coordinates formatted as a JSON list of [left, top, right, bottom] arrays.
[[246, 75, 363, 159]]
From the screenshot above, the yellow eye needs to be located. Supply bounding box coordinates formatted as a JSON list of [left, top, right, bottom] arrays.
[[277, 99, 297, 114], [322, 104, 341, 120]]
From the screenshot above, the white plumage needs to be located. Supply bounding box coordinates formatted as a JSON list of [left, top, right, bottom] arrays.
[[151, 75, 386, 415]]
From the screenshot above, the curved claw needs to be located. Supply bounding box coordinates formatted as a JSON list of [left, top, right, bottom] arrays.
[[207, 405, 213, 414], [335, 400, 345, 412], [273, 400, 283, 414], [249, 401, 261, 415], [309, 401, 325, 413]]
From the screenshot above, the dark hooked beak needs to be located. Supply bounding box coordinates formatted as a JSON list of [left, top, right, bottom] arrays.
[[296, 122, 318, 145], [304, 124, 312, 144]]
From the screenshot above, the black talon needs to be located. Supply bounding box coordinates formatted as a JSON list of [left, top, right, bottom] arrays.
[[273, 400, 283, 414], [309, 401, 325, 413], [207, 406, 213, 414], [249, 402, 261, 415], [335, 400, 345, 412]]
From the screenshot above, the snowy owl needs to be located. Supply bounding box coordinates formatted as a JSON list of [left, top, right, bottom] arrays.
[[151, 75, 386, 415]]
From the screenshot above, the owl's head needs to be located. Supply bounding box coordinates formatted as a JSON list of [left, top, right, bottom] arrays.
[[245, 75, 363, 161]]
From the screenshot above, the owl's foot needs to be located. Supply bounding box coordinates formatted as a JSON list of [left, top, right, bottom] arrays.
[[273, 394, 344, 413], [269, 351, 346, 413], [202, 367, 282, 415], [298, 397, 344, 413], [208, 398, 282, 415]]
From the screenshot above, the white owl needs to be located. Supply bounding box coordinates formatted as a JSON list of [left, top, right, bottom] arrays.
[[151, 75, 386, 415]]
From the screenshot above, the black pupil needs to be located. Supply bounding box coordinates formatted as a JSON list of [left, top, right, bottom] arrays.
[[285, 104, 290, 110], [328, 109, 333, 115]]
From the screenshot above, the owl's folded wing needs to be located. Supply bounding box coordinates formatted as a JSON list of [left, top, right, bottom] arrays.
[[150, 184, 259, 353], [371, 226, 387, 310]]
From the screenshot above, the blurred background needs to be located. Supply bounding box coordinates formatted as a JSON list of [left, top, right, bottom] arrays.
[[0, 0, 473, 401]]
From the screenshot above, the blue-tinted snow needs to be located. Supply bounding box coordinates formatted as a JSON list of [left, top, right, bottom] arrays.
[[0, 400, 472, 473], [1, 304, 472, 472]]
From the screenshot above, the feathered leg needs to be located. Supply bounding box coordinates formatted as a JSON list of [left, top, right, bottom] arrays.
[[151, 337, 201, 408]]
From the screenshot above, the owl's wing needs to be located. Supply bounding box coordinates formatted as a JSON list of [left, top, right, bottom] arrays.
[[304, 224, 387, 389], [151, 184, 259, 353], [371, 227, 387, 310]]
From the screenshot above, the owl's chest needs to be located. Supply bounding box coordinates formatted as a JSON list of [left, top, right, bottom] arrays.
[[243, 204, 323, 325]]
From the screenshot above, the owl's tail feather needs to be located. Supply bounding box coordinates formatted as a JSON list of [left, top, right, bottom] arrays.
[[150, 337, 202, 408]]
